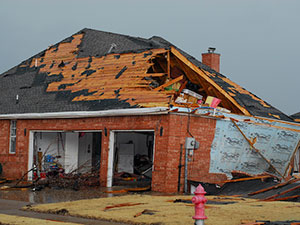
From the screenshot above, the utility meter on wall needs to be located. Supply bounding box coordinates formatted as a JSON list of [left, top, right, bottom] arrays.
[[185, 137, 200, 150]]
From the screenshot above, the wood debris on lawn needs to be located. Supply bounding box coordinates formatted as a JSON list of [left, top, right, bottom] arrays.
[[23, 194, 300, 225]]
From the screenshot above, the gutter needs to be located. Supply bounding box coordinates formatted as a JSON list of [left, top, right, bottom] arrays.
[[0, 107, 169, 119]]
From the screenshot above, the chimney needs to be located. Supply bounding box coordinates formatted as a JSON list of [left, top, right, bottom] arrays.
[[202, 47, 220, 73]]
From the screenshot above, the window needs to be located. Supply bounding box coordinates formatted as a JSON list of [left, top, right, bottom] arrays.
[[9, 120, 17, 154]]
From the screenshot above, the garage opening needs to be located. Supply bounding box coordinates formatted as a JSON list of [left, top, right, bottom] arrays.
[[112, 131, 154, 188], [31, 131, 101, 178]]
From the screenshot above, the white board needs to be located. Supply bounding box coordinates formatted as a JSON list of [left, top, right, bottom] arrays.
[[117, 144, 134, 173]]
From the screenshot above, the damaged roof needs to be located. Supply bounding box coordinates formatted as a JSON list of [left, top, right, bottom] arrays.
[[291, 112, 300, 123], [0, 28, 293, 121]]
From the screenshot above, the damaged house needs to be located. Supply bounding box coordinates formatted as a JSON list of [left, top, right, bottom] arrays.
[[0, 28, 299, 193]]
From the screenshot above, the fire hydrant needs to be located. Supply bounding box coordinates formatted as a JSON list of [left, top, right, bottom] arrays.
[[192, 184, 207, 225]]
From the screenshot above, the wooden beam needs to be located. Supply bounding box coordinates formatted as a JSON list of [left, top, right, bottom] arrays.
[[171, 47, 251, 116], [220, 175, 271, 184], [231, 118, 284, 179], [284, 140, 300, 177], [270, 195, 300, 201], [154, 75, 184, 91], [167, 51, 171, 79], [146, 73, 167, 77], [174, 56, 201, 85]]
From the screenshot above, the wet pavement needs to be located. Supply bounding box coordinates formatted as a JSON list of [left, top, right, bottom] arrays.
[[0, 186, 132, 224], [0, 186, 120, 204], [0, 198, 128, 224]]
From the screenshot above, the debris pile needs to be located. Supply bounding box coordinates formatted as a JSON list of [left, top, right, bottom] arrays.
[[190, 172, 300, 202]]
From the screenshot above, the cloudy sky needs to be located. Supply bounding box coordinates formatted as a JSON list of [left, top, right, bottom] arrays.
[[0, 0, 299, 115]]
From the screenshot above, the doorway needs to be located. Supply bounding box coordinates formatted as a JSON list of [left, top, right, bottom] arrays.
[[109, 131, 154, 188], [29, 131, 101, 179]]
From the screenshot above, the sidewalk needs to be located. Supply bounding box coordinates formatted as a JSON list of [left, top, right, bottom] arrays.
[[0, 198, 128, 225]]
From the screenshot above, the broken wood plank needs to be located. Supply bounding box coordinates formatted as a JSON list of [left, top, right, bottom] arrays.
[[263, 184, 300, 201], [174, 80, 188, 99], [103, 202, 144, 211], [230, 118, 284, 179], [284, 140, 300, 177], [134, 209, 157, 217], [272, 195, 300, 201], [167, 51, 171, 79], [248, 178, 300, 196], [153, 75, 184, 91], [146, 73, 167, 77], [220, 175, 271, 184]]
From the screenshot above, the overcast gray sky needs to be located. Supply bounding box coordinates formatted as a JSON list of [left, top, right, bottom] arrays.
[[0, 0, 299, 115]]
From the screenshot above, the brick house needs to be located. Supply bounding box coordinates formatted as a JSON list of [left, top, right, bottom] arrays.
[[0, 28, 299, 193]]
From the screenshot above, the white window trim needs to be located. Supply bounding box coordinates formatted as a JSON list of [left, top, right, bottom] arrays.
[[9, 120, 17, 154]]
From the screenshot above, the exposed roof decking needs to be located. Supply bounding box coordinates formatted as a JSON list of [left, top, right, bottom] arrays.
[[291, 112, 300, 123], [31, 34, 170, 108], [0, 28, 293, 121]]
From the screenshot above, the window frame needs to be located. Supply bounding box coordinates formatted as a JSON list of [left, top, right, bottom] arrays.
[[9, 120, 17, 154]]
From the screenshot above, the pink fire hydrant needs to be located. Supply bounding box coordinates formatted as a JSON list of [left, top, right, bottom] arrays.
[[192, 184, 207, 225]]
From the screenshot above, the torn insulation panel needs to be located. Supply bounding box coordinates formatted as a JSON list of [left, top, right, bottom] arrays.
[[208, 111, 300, 179]]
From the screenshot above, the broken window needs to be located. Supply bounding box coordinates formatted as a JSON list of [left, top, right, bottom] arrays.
[[9, 120, 17, 154]]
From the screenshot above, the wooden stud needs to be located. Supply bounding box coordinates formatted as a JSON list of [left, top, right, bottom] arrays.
[[153, 75, 184, 91], [284, 140, 300, 177], [171, 47, 251, 116], [167, 51, 171, 79]]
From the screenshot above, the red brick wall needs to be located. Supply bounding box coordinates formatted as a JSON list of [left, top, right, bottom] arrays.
[[0, 113, 226, 193], [159, 114, 226, 193]]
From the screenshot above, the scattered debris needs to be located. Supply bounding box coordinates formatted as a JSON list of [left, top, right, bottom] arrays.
[[134, 209, 157, 217], [103, 202, 144, 211], [53, 208, 69, 215]]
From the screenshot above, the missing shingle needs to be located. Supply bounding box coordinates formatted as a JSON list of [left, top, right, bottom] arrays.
[[72, 62, 78, 71], [58, 61, 65, 68], [58, 83, 75, 90], [115, 66, 127, 79], [50, 61, 55, 69], [114, 55, 120, 59], [81, 70, 96, 77], [20, 86, 32, 89], [143, 51, 153, 58], [85, 63, 91, 69]]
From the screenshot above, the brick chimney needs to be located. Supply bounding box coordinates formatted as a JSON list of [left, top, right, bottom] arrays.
[[202, 47, 220, 73]]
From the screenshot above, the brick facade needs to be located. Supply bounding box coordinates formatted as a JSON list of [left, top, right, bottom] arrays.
[[0, 113, 226, 193]]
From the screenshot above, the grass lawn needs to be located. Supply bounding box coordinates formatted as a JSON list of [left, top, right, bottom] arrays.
[[23, 194, 300, 225]]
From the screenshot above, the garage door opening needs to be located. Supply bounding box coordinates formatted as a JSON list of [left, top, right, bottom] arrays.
[[112, 131, 154, 188], [30, 131, 101, 179]]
